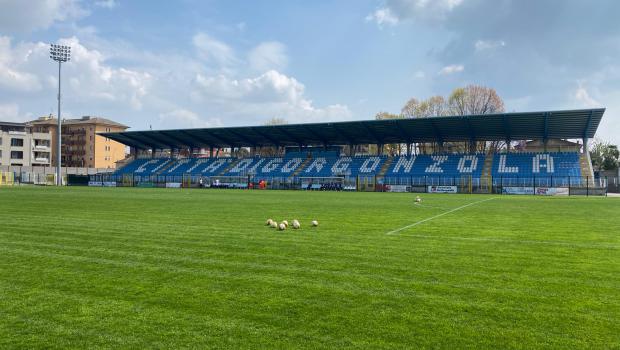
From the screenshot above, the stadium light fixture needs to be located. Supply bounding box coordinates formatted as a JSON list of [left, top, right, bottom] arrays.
[[49, 44, 71, 186]]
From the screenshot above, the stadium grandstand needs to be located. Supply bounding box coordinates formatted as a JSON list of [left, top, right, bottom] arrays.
[[96, 108, 607, 195]]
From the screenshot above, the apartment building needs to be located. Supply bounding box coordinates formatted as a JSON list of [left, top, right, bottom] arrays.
[[30, 116, 129, 168], [0, 122, 52, 167]]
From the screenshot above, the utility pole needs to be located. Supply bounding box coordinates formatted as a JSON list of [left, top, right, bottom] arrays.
[[49, 44, 71, 186]]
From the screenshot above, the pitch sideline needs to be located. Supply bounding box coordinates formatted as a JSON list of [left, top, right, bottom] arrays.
[[386, 197, 498, 235]]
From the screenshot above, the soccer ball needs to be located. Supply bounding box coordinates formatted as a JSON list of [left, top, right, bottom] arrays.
[[278, 223, 286, 230], [282, 220, 289, 227], [311, 220, 319, 227], [415, 196, 421, 203], [270, 221, 278, 228], [292, 220, 300, 229], [266, 219, 273, 226]]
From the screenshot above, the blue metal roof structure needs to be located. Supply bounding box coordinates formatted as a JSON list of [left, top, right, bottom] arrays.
[[101, 108, 605, 150]]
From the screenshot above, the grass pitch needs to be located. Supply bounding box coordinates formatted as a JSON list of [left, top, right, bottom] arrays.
[[0, 186, 618, 349]]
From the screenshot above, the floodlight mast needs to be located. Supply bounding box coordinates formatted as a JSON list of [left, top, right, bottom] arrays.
[[49, 44, 71, 186]]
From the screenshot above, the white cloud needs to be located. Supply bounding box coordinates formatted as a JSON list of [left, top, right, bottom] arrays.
[[574, 84, 600, 108], [0, 36, 45, 92], [0, 0, 87, 33], [192, 32, 238, 67], [365, 8, 399, 28], [158, 109, 222, 129], [0, 30, 352, 130], [438, 64, 464, 75], [95, 0, 118, 9], [367, 0, 464, 26], [58, 37, 152, 110], [474, 39, 506, 51], [0, 102, 31, 122], [0, 36, 151, 113], [248, 41, 288, 72], [192, 70, 352, 123]]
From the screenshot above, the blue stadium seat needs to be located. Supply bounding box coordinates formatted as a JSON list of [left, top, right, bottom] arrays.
[[115, 152, 582, 186], [386, 154, 484, 177], [492, 152, 581, 177]]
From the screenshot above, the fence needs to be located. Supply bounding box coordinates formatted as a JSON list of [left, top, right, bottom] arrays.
[[85, 173, 614, 196]]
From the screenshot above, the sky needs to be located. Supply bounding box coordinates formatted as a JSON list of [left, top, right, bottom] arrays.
[[0, 0, 618, 144]]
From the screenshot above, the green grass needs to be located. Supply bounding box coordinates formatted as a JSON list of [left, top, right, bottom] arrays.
[[0, 186, 618, 349]]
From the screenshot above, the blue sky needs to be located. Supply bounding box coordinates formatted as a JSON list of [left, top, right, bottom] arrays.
[[0, 0, 618, 143]]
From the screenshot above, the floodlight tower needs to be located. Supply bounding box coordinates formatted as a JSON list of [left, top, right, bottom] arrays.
[[49, 44, 71, 186]]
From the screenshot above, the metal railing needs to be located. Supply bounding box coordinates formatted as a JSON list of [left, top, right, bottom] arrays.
[[87, 173, 614, 196]]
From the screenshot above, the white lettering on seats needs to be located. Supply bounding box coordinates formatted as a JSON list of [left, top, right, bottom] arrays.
[[498, 154, 519, 173], [230, 158, 254, 173], [392, 156, 416, 173], [533, 154, 554, 173], [136, 159, 159, 173], [202, 159, 229, 173], [262, 158, 283, 173], [305, 158, 327, 173], [187, 158, 209, 173], [281, 158, 302, 173], [457, 155, 478, 173], [425, 155, 448, 173], [151, 159, 171, 173], [168, 159, 190, 173], [360, 157, 381, 173], [247, 158, 266, 173], [331, 157, 351, 173]]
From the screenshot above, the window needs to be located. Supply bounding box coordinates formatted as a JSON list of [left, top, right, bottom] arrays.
[[10, 151, 23, 159], [10, 138, 24, 147]]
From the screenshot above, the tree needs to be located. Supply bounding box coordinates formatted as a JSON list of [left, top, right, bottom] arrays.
[[590, 139, 619, 171], [263, 117, 288, 126], [447, 85, 504, 116], [258, 117, 288, 156], [374, 112, 404, 155], [401, 86, 504, 119], [396, 85, 506, 153], [401, 96, 446, 118]]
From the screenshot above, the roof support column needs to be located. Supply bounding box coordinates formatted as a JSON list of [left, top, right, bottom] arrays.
[[583, 110, 594, 154]]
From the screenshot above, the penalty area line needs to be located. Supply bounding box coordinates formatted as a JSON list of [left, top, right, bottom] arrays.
[[386, 197, 498, 235]]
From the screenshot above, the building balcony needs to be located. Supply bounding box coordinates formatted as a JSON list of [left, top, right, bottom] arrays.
[[33, 157, 51, 164], [34, 145, 50, 151], [32, 133, 52, 140]]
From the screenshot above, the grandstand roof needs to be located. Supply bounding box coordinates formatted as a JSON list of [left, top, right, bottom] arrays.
[[101, 108, 605, 149]]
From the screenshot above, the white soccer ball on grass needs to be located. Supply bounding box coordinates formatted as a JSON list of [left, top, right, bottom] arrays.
[[292, 220, 300, 229], [266, 219, 274, 226], [282, 220, 289, 227], [278, 223, 287, 231], [270, 221, 278, 228], [311, 220, 319, 227]]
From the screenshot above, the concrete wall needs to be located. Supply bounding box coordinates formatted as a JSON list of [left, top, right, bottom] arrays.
[[0, 165, 113, 175]]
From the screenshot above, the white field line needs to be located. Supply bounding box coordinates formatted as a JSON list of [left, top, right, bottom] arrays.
[[395, 233, 619, 249], [386, 197, 497, 235]]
